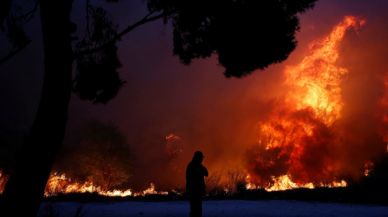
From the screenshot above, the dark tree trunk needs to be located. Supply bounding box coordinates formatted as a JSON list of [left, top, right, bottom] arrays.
[[0, 0, 74, 216], [0, 0, 12, 28]]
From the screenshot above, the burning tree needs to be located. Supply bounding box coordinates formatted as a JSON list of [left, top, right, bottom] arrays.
[[245, 16, 369, 189], [164, 134, 184, 190], [165, 134, 183, 173], [53, 119, 132, 192], [79, 120, 132, 191]]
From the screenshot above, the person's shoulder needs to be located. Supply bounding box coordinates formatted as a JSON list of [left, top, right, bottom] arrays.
[[187, 161, 195, 168], [188, 161, 200, 168]]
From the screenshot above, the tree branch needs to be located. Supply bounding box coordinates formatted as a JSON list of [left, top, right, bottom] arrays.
[[14, 0, 39, 23], [86, 0, 91, 40], [75, 10, 174, 57], [0, 41, 31, 66], [0, 0, 37, 65]]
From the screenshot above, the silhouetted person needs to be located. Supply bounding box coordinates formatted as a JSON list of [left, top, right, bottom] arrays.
[[186, 151, 208, 217]]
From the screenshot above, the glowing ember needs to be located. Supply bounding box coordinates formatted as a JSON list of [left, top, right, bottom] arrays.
[[0, 170, 3, 194], [364, 161, 374, 177], [246, 16, 366, 188], [142, 183, 168, 195]]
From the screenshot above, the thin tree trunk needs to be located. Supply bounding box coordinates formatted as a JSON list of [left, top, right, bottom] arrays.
[[0, 0, 73, 216]]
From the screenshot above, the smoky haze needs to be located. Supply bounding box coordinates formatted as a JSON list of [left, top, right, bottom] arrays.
[[2, 0, 388, 191], [118, 3, 388, 190], [119, 8, 388, 189]]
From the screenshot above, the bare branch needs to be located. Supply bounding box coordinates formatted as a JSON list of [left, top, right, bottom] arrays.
[[0, 41, 31, 66], [86, 0, 91, 40], [76, 10, 173, 57], [0, 0, 37, 65], [16, 0, 39, 23]]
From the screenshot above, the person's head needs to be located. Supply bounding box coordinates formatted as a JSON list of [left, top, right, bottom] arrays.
[[193, 151, 204, 163]]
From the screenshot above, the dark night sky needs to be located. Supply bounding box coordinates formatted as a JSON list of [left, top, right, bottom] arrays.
[[1, 0, 388, 187]]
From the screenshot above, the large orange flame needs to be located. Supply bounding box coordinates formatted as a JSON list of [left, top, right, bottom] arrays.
[[283, 16, 366, 126], [246, 16, 366, 189]]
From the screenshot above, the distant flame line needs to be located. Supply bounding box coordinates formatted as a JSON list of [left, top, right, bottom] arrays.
[[44, 173, 168, 197]]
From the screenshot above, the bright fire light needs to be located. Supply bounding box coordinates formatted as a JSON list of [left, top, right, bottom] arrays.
[[43, 173, 168, 197], [248, 16, 366, 189]]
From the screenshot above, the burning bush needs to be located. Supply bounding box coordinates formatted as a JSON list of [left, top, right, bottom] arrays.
[[205, 167, 247, 195], [52, 119, 132, 192], [80, 120, 132, 190]]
